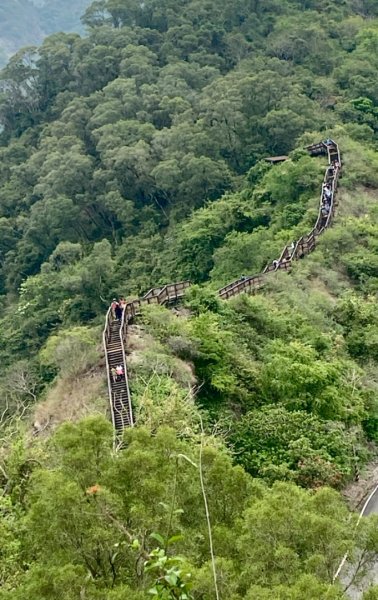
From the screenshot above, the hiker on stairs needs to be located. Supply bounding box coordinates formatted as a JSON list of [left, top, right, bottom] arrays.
[[116, 365, 124, 381], [115, 303, 123, 321], [111, 298, 119, 319]]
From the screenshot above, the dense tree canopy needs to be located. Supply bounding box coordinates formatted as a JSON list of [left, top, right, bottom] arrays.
[[0, 417, 377, 599], [0, 0, 378, 597]]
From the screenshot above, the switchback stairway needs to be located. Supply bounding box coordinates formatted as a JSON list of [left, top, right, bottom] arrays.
[[103, 282, 190, 442], [103, 140, 341, 441]]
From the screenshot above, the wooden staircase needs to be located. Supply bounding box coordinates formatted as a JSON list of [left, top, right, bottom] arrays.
[[103, 140, 342, 440], [103, 281, 191, 444], [103, 311, 133, 443], [107, 319, 133, 431], [218, 140, 341, 299]]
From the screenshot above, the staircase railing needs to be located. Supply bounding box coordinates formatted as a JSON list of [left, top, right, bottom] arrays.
[[103, 281, 190, 440], [104, 141, 342, 435], [218, 140, 341, 299], [102, 306, 116, 433]]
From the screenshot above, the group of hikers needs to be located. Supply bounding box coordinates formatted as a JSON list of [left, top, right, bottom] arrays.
[[320, 158, 340, 219], [111, 364, 125, 383], [110, 298, 127, 383], [321, 181, 333, 217], [271, 241, 296, 270], [266, 143, 340, 273], [111, 297, 127, 321], [320, 142, 337, 218]]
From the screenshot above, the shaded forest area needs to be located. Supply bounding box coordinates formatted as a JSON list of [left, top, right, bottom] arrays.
[[1, 0, 378, 598]]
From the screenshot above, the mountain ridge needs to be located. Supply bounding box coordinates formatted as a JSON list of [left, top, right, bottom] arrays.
[[0, 1, 378, 596]]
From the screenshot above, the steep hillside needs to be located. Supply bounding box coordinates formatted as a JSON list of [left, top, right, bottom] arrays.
[[0, 0, 378, 598]]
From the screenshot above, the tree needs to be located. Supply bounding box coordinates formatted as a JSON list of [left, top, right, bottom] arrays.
[[238, 483, 353, 588], [231, 406, 354, 486], [259, 340, 366, 421]]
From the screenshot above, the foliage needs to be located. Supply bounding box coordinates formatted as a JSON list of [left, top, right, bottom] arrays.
[[231, 406, 354, 487], [145, 543, 193, 600], [39, 325, 99, 379], [0, 1, 378, 596], [0, 417, 376, 598]]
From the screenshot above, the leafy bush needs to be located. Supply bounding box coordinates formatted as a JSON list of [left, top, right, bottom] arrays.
[[39, 326, 99, 379]]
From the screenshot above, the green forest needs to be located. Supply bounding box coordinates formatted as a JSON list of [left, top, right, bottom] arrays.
[[1, 0, 378, 598]]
